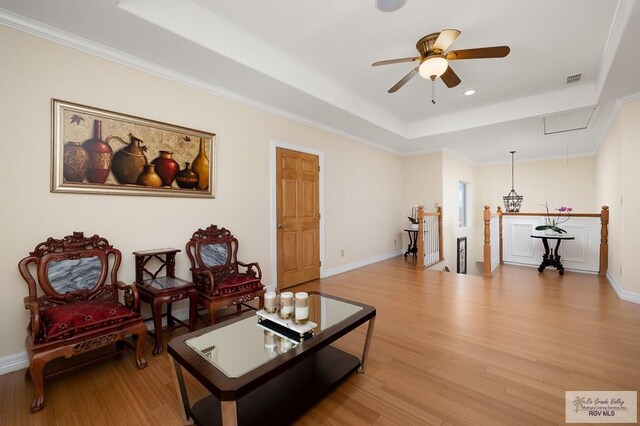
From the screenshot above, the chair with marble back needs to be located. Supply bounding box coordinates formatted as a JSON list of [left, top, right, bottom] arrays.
[[18, 232, 147, 413], [185, 225, 265, 324]]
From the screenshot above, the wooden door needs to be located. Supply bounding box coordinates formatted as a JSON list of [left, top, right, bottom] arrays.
[[276, 148, 320, 289]]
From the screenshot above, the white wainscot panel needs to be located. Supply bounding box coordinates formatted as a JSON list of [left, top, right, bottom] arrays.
[[503, 218, 541, 266], [503, 216, 600, 272], [557, 219, 599, 272]]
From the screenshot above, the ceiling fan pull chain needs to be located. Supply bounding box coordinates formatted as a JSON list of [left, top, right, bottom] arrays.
[[431, 79, 436, 104]]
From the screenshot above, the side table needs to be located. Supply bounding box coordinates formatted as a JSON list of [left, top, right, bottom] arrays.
[[530, 235, 575, 275], [134, 248, 197, 355], [403, 228, 419, 258]]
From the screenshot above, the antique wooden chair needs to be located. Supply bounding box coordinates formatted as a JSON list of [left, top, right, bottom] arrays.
[[185, 225, 265, 324], [18, 232, 147, 413]]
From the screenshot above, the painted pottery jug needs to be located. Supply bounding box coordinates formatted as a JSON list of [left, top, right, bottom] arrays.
[[63, 141, 88, 182], [175, 162, 199, 189], [136, 164, 163, 187], [83, 120, 112, 184], [152, 150, 180, 186], [110, 133, 148, 184], [191, 138, 209, 190]]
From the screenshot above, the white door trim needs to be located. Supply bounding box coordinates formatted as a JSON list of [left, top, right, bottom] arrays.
[[269, 140, 325, 290]]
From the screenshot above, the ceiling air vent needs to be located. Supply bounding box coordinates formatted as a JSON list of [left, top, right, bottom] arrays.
[[566, 73, 582, 84]]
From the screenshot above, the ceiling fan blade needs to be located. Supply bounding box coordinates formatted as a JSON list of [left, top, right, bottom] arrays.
[[440, 66, 461, 88], [446, 46, 510, 60], [433, 29, 461, 52], [388, 67, 419, 93], [372, 57, 421, 66]]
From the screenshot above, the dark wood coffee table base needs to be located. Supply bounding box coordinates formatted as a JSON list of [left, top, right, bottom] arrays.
[[187, 346, 360, 426]]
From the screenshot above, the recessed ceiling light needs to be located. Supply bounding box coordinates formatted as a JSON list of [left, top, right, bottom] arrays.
[[376, 0, 406, 12], [463, 89, 476, 96]]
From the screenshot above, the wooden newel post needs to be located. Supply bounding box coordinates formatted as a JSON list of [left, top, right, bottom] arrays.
[[599, 206, 609, 276], [417, 205, 425, 268], [437, 206, 444, 262], [483, 205, 491, 277], [497, 206, 503, 264]]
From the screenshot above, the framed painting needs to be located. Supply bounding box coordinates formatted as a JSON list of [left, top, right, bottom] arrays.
[[457, 237, 467, 274], [51, 99, 215, 198]]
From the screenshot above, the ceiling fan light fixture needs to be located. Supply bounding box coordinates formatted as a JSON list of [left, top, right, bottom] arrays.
[[375, 0, 406, 12], [464, 89, 476, 96], [419, 56, 448, 79]]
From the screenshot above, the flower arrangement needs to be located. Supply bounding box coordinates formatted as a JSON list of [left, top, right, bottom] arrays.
[[535, 202, 572, 234], [407, 205, 419, 224]]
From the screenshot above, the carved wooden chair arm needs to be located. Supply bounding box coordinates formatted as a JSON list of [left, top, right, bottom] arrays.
[[114, 281, 140, 311], [191, 268, 216, 295], [236, 261, 262, 280], [23, 296, 42, 338]]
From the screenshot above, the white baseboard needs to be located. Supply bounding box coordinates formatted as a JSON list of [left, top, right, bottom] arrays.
[[607, 272, 640, 304], [322, 249, 403, 278], [0, 351, 28, 376]]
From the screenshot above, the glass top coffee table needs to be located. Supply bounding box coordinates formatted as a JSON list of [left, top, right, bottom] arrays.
[[168, 291, 376, 426]]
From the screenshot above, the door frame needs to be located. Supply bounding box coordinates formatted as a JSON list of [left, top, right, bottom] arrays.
[[269, 139, 325, 290]]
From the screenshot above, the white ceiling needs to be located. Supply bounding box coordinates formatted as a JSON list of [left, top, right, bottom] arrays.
[[1, 0, 639, 163]]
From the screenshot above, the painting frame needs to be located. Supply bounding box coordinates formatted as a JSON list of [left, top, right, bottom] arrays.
[[457, 236, 467, 274], [51, 99, 215, 198]]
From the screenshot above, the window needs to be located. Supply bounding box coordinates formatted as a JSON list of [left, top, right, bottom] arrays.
[[458, 181, 467, 227]]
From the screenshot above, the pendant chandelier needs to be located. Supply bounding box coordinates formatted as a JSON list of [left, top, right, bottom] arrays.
[[503, 150, 523, 212]]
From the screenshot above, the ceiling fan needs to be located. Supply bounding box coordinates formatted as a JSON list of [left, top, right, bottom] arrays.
[[372, 29, 510, 94]]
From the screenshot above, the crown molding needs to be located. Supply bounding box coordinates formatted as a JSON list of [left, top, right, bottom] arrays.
[[0, 8, 401, 156], [596, 0, 633, 100], [407, 84, 599, 139], [400, 147, 444, 157], [441, 147, 478, 165], [116, 0, 406, 136]]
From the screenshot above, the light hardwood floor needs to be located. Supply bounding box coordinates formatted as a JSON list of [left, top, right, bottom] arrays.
[[2, 258, 639, 425]]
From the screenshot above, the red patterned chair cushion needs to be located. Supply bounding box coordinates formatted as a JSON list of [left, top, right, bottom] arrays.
[[206, 274, 261, 297], [37, 300, 139, 343]]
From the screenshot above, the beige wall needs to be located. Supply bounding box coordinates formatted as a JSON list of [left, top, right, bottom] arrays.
[[442, 151, 480, 274], [0, 26, 403, 357], [476, 156, 598, 277], [401, 151, 599, 276], [400, 152, 443, 253], [401, 151, 443, 210], [478, 156, 597, 214], [596, 99, 640, 295]]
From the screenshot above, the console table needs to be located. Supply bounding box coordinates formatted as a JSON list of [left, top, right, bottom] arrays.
[[403, 227, 419, 258], [168, 292, 376, 425], [134, 248, 197, 355], [531, 234, 575, 275]]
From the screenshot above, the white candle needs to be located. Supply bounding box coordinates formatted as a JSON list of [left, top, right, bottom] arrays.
[[279, 292, 294, 319], [264, 291, 277, 313], [295, 306, 309, 320], [294, 292, 309, 324]]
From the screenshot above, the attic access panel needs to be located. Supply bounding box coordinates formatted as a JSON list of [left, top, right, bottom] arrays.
[[543, 106, 597, 135]]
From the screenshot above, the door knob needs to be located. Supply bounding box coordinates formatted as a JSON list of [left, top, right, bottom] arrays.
[[277, 224, 284, 229]]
